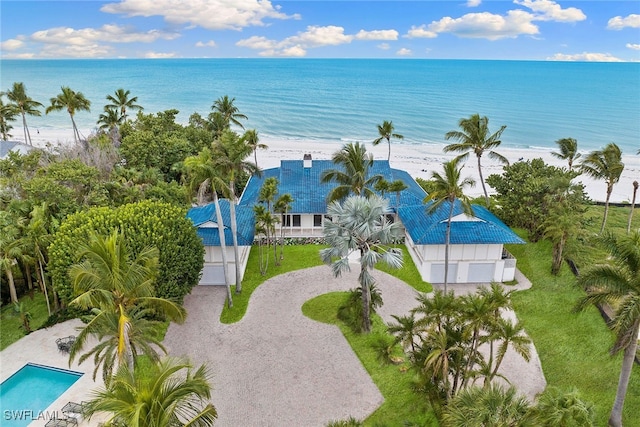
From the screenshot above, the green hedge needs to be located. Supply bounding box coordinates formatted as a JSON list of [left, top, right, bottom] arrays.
[[49, 200, 203, 305]]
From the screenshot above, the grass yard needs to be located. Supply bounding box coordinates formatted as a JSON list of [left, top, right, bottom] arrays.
[[508, 227, 640, 427], [375, 245, 432, 293], [302, 292, 436, 427], [0, 291, 51, 350]]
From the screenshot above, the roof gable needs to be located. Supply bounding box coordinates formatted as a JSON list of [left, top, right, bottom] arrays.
[[186, 199, 255, 246]]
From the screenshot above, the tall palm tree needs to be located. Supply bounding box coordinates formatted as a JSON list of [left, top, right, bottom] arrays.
[[213, 130, 260, 293], [97, 106, 124, 145], [552, 137, 581, 171], [69, 230, 186, 375], [211, 95, 247, 129], [25, 203, 56, 316], [45, 86, 91, 143], [259, 176, 280, 265], [106, 88, 143, 121], [274, 193, 294, 260], [184, 147, 233, 308], [0, 210, 25, 304], [3, 82, 43, 145], [0, 97, 18, 141], [244, 129, 268, 168], [576, 231, 640, 427], [321, 195, 404, 333], [627, 180, 638, 234], [373, 120, 404, 162], [83, 357, 217, 427], [321, 142, 383, 202], [424, 159, 475, 292], [443, 114, 507, 207], [580, 143, 624, 233]]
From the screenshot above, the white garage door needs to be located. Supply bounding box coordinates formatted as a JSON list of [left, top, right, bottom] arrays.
[[431, 263, 458, 284], [199, 264, 225, 286], [468, 263, 495, 283]]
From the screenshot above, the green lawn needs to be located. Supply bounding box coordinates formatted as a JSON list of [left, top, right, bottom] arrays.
[[302, 292, 436, 427], [508, 229, 640, 427], [1, 291, 51, 351], [375, 245, 432, 293]]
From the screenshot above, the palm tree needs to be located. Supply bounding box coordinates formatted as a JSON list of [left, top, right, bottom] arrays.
[[321, 142, 383, 202], [580, 143, 624, 233], [627, 180, 638, 234], [3, 82, 43, 145], [259, 176, 280, 265], [387, 313, 419, 353], [0, 210, 25, 303], [45, 86, 91, 143], [69, 230, 186, 375], [184, 147, 233, 308], [253, 204, 277, 275], [531, 387, 595, 426], [106, 88, 143, 121], [552, 137, 581, 171], [373, 120, 404, 162], [97, 106, 124, 145], [211, 95, 247, 129], [443, 114, 507, 207], [25, 203, 56, 316], [487, 317, 531, 382], [0, 97, 18, 141], [274, 193, 294, 260], [575, 231, 640, 427], [83, 357, 217, 427], [214, 130, 260, 293], [320, 195, 404, 333], [244, 129, 268, 168], [424, 159, 475, 292]]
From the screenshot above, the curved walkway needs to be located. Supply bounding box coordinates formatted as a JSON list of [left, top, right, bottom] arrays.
[[164, 266, 546, 427]]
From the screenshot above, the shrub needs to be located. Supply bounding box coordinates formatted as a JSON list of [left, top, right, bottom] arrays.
[[49, 200, 203, 305], [337, 284, 383, 333]]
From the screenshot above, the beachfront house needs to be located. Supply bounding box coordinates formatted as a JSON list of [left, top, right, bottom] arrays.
[[186, 200, 255, 286], [0, 141, 34, 159], [189, 154, 524, 285]]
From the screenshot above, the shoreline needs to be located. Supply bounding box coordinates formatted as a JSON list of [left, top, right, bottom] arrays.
[[18, 129, 640, 204]]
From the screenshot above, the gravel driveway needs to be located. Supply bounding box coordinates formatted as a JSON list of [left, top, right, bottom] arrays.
[[163, 265, 545, 427]]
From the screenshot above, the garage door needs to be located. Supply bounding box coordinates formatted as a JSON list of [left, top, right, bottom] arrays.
[[431, 263, 458, 283], [199, 264, 225, 286], [468, 263, 495, 283]]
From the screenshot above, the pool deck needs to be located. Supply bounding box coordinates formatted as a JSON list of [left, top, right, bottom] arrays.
[[0, 319, 106, 427]]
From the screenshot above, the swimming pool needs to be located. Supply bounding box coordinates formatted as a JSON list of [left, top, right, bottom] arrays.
[[0, 363, 83, 427]]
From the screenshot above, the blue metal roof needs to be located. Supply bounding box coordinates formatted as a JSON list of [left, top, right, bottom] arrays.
[[239, 160, 427, 214], [186, 199, 255, 246], [398, 200, 525, 245]]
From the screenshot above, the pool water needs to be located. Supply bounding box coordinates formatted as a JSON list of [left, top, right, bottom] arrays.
[[0, 363, 83, 427]]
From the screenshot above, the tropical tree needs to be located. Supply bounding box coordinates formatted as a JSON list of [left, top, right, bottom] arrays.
[[211, 95, 247, 129], [0, 209, 26, 303], [580, 143, 624, 233], [106, 88, 143, 121], [258, 176, 280, 265], [443, 114, 507, 206], [183, 147, 233, 308], [531, 387, 595, 426], [83, 357, 217, 427], [274, 193, 294, 260], [321, 142, 383, 202], [552, 137, 581, 171], [424, 159, 475, 292], [575, 231, 640, 427], [97, 106, 124, 145], [45, 86, 91, 143], [244, 129, 268, 168], [69, 230, 186, 376], [0, 97, 18, 140], [373, 120, 403, 162], [213, 130, 259, 293], [253, 203, 277, 276], [25, 203, 56, 315], [628, 180, 638, 234], [321, 195, 403, 333], [3, 82, 43, 145]]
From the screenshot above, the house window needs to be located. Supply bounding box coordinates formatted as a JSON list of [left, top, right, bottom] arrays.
[[282, 214, 301, 227], [313, 215, 323, 227], [282, 214, 291, 227], [292, 215, 301, 227]]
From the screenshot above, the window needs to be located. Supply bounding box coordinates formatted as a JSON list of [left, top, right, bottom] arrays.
[[313, 215, 323, 227], [282, 214, 301, 227], [282, 214, 291, 227], [292, 215, 301, 227]]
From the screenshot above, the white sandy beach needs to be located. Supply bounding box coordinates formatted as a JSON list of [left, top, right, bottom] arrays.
[[26, 129, 640, 204]]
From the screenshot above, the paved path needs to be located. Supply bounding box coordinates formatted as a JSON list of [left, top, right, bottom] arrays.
[[164, 266, 546, 427]]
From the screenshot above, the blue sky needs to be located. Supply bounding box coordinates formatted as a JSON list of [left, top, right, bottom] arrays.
[[1, 1, 639, 61]]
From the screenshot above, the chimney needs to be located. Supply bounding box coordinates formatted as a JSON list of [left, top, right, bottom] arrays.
[[303, 153, 312, 168]]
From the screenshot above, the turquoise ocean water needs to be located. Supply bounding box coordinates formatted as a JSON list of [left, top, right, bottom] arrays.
[[1, 59, 638, 153]]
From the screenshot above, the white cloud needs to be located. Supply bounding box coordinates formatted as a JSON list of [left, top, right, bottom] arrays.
[[1, 39, 24, 51], [547, 52, 624, 62], [286, 25, 353, 47], [144, 51, 177, 58], [406, 25, 438, 39], [396, 48, 412, 56], [426, 10, 539, 40], [513, 0, 586, 22], [354, 29, 398, 41], [626, 43, 640, 50], [0, 52, 35, 59], [30, 25, 179, 45], [195, 40, 216, 48], [607, 14, 640, 30], [467, 0, 482, 7], [278, 45, 306, 57], [236, 36, 278, 50], [377, 43, 390, 50], [101, 0, 300, 31], [39, 43, 116, 58]]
